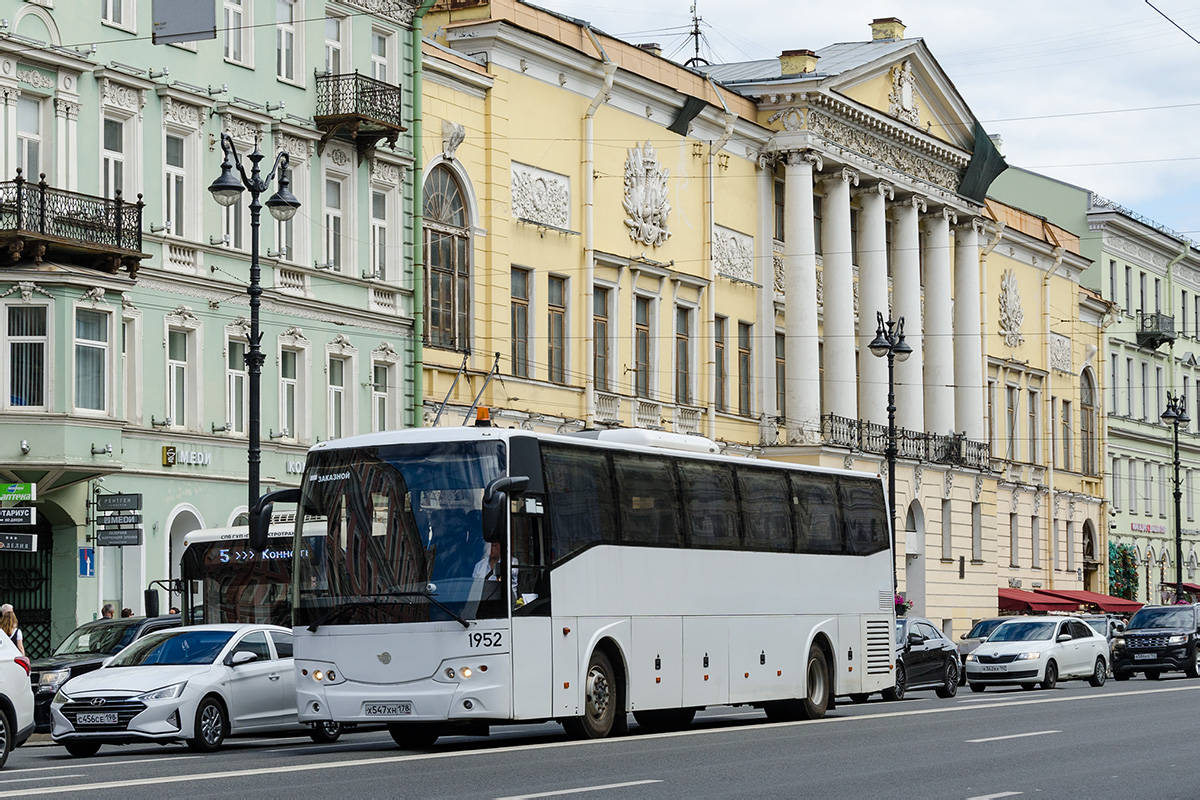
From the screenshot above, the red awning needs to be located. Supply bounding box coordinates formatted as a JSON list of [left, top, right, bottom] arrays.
[[998, 587, 1078, 612], [1180, 582, 1200, 594], [1032, 588, 1143, 613]]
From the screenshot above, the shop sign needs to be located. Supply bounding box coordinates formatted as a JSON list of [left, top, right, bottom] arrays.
[[97, 529, 143, 547], [0, 483, 35, 502], [0, 532, 36, 551], [98, 513, 141, 527], [285, 460, 305, 474], [163, 446, 212, 467], [96, 493, 142, 512], [1131, 523, 1167, 534], [0, 507, 35, 525]]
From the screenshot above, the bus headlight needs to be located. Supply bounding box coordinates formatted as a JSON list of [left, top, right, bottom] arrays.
[[460, 667, 472, 679]]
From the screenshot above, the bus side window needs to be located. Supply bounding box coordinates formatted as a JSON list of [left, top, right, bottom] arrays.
[[791, 472, 844, 554], [542, 444, 618, 563], [736, 467, 792, 552], [678, 460, 740, 549], [839, 477, 889, 556], [613, 452, 682, 548]]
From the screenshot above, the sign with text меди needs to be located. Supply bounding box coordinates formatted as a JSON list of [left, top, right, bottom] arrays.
[[97, 529, 143, 547], [98, 513, 142, 527], [0, 507, 35, 525], [0, 483, 35, 502], [96, 493, 142, 512], [0, 532, 36, 552]]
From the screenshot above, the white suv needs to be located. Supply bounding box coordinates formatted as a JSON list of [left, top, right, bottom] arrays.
[[0, 631, 35, 767]]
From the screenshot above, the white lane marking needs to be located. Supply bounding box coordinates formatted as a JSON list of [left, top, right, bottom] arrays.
[[7, 755, 202, 773], [0, 775, 86, 784], [7, 684, 1196, 798], [965, 792, 1023, 799], [966, 730, 1060, 743], [496, 779, 662, 799]]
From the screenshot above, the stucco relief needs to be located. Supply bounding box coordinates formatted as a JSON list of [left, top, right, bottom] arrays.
[[328, 148, 351, 167], [887, 61, 920, 126], [101, 78, 144, 112], [221, 114, 260, 142], [276, 134, 313, 159], [370, 159, 404, 185], [767, 107, 804, 131], [16, 68, 53, 89], [163, 98, 201, 130], [338, 0, 415, 24], [1108, 235, 1169, 268], [773, 249, 785, 294], [808, 111, 960, 193], [442, 120, 465, 161], [998, 269, 1025, 347], [511, 162, 570, 229], [1050, 333, 1072, 373], [713, 225, 753, 282], [623, 141, 671, 247]]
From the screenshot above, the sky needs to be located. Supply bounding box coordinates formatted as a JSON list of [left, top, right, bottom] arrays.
[[534, 0, 1200, 242]]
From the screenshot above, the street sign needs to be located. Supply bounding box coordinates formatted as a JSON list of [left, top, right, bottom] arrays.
[[96, 493, 142, 512], [79, 547, 95, 578], [0, 532, 36, 552], [0, 507, 35, 525], [97, 529, 143, 547], [98, 513, 142, 527], [0, 483, 35, 502]]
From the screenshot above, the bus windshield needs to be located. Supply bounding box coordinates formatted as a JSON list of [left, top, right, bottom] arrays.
[[294, 440, 506, 627]]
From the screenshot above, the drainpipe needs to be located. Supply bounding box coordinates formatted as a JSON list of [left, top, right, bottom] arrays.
[[1164, 244, 1188, 395], [1044, 245, 1063, 581], [411, 0, 437, 428], [583, 26, 615, 429], [706, 77, 736, 440]]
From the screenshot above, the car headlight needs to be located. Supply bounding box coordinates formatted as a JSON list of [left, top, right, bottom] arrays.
[[39, 668, 70, 693], [1168, 634, 1188, 645], [52, 687, 72, 705], [1014, 652, 1042, 661], [964, 653, 977, 662], [135, 682, 187, 702], [1111, 637, 1125, 648]]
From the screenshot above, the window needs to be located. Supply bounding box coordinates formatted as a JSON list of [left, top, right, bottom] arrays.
[[276, 0, 297, 82], [850, 208, 861, 264], [1128, 459, 1137, 514], [1124, 266, 1131, 314], [987, 379, 997, 453], [548, 276, 566, 384], [323, 178, 343, 269], [1144, 462, 1152, 517], [224, 0, 246, 64], [8, 306, 47, 408], [1139, 271, 1147, 314], [1027, 387, 1039, 464], [168, 330, 188, 426], [1110, 353, 1119, 412], [1109, 260, 1117, 305], [370, 189, 389, 280], [1156, 366, 1163, 419], [738, 323, 752, 416], [594, 287, 610, 392], [1066, 521, 1075, 571], [714, 316, 726, 412], [775, 332, 786, 417], [328, 356, 346, 439], [227, 340, 247, 434], [275, 165, 299, 262], [102, 117, 125, 199], [122, 314, 141, 423], [941, 500, 952, 560], [103, 0, 124, 25], [634, 296, 651, 398], [1183, 291, 1189, 336], [1140, 361, 1148, 419], [223, 195, 245, 250], [1009, 514, 1019, 567], [773, 179, 784, 241], [372, 363, 391, 432], [971, 503, 982, 561], [165, 134, 186, 237], [674, 306, 691, 404], [280, 348, 298, 438], [1031, 515, 1040, 569], [1125, 357, 1133, 416], [1005, 385, 1019, 461], [1111, 458, 1122, 509], [75, 310, 109, 412], [371, 30, 391, 82], [325, 16, 344, 74], [1159, 465, 1168, 518], [16, 96, 42, 180], [424, 165, 471, 350], [510, 268, 529, 378], [1155, 277, 1161, 312], [1061, 400, 1072, 471], [1052, 519, 1060, 570], [1081, 370, 1097, 475]]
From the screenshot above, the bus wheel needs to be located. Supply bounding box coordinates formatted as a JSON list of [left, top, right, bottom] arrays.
[[633, 707, 696, 733], [767, 646, 830, 722], [388, 722, 440, 749], [564, 650, 620, 739]]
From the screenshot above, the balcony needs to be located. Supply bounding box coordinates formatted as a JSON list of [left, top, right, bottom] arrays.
[[821, 414, 992, 471], [0, 172, 146, 277], [314, 72, 405, 164], [1136, 311, 1176, 350]]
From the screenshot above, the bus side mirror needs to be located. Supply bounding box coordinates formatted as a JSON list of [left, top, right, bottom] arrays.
[[249, 488, 301, 551], [481, 476, 530, 543]]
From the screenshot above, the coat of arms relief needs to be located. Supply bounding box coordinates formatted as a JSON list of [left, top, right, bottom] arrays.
[[623, 141, 671, 247]]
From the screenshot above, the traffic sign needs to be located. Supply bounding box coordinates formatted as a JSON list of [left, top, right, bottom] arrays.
[[96, 493, 142, 512], [98, 513, 142, 527], [79, 547, 95, 578], [97, 529, 142, 547], [0, 507, 35, 525], [0, 483, 35, 502], [0, 532, 36, 552]]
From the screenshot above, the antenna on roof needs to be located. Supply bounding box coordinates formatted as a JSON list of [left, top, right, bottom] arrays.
[[684, 3, 709, 68]]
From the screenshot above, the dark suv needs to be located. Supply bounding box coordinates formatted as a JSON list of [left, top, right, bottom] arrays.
[[1111, 604, 1200, 681], [29, 614, 181, 731]]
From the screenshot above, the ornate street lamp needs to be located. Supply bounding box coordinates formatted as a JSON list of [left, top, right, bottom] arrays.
[[869, 311, 912, 593], [208, 133, 300, 547], [1161, 392, 1190, 603]]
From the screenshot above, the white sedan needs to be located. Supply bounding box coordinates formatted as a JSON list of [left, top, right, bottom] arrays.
[[51, 624, 340, 756], [964, 616, 1109, 692]]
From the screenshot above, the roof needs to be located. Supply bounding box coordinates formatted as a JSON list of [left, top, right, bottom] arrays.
[[701, 39, 914, 85], [997, 587, 1076, 613]]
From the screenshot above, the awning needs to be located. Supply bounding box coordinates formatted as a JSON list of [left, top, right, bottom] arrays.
[[998, 587, 1077, 612], [1032, 588, 1143, 613], [1179, 582, 1200, 594]]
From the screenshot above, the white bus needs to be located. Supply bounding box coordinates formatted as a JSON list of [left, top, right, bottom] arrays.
[[180, 523, 298, 626], [283, 423, 895, 746]]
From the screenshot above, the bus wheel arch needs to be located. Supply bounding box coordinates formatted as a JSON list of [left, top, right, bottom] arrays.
[[803, 634, 835, 719], [563, 638, 627, 739]]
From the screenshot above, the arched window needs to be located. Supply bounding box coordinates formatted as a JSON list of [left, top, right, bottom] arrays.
[[424, 165, 470, 350], [1080, 369, 1097, 475]]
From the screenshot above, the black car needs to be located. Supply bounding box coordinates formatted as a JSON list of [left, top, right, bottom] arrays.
[[849, 617, 958, 702], [29, 614, 181, 732], [1111, 604, 1200, 681]]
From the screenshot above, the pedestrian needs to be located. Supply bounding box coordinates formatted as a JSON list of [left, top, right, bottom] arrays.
[[168, 607, 180, 615], [120, 607, 133, 618], [101, 603, 114, 619], [0, 604, 24, 656]]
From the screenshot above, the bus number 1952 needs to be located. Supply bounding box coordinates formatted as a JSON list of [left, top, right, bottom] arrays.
[[468, 631, 503, 648]]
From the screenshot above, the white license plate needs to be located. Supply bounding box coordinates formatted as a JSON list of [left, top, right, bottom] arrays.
[[1134, 652, 1158, 660], [363, 702, 413, 717], [76, 712, 118, 725], [982, 665, 1006, 672]]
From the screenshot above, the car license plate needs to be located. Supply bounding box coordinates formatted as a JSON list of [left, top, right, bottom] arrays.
[[363, 702, 413, 716], [982, 665, 1006, 672], [76, 712, 118, 725], [1134, 652, 1158, 660]]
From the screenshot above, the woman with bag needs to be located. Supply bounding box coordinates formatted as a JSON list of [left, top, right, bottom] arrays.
[[0, 604, 24, 656]]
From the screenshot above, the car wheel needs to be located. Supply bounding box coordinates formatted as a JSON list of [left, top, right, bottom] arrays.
[[1021, 683, 1037, 691], [848, 693, 871, 704], [1145, 669, 1161, 680], [388, 723, 441, 749], [0, 708, 11, 769], [187, 696, 228, 753], [968, 682, 985, 693], [309, 721, 342, 743], [63, 740, 102, 758], [1113, 669, 1131, 681], [1041, 660, 1058, 690], [1088, 657, 1107, 687], [936, 660, 959, 699], [1186, 649, 1200, 679], [882, 662, 906, 701]]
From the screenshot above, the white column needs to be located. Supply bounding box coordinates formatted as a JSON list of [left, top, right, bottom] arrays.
[[922, 208, 955, 433], [891, 196, 925, 433], [820, 167, 858, 422], [954, 220, 985, 440], [783, 151, 821, 443], [3, 90, 17, 179], [856, 182, 892, 426], [757, 161, 779, 425]]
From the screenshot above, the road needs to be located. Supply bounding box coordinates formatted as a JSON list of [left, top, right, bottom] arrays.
[[4, 676, 1196, 799]]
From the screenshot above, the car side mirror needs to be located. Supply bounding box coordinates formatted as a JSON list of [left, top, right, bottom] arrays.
[[229, 650, 258, 666], [908, 632, 922, 645], [959, 634, 967, 640], [1056, 634, 1072, 643]]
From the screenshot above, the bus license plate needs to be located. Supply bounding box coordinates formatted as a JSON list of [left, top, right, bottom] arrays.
[[1134, 652, 1158, 660], [982, 665, 1006, 672], [76, 712, 118, 725], [364, 702, 413, 717]]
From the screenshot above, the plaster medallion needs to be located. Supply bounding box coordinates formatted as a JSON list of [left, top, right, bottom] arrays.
[[623, 141, 671, 247], [712, 226, 753, 282], [511, 162, 569, 229]]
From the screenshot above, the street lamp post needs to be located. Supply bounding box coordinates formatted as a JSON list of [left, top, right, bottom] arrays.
[[1161, 392, 1190, 603], [869, 311, 913, 593], [208, 133, 300, 545]]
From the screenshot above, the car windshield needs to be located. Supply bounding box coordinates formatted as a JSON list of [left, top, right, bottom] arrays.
[[966, 619, 1006, 639], [987, 620, 1057, 642], [107, 630, 233, 666], [1128, 607, 1196, 629], [53, 621, 141, 656]]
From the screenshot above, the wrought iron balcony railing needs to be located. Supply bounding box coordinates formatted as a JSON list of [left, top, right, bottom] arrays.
[[821, 414, 992, 471], [314, 71, 405, 163], [0, 170, 145, 276], [1136, 311, 1176, 350]]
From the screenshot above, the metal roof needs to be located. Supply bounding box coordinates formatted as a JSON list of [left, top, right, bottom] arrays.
[[702, 38, 915, 85]]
